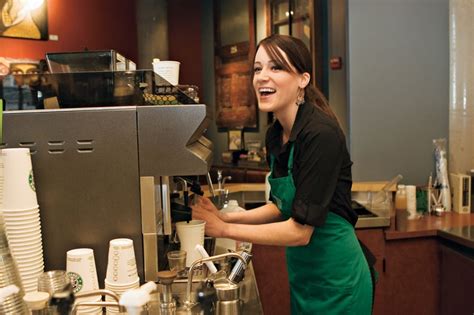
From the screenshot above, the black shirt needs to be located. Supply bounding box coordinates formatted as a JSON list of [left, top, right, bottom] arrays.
[[266, 102, 357, 227]]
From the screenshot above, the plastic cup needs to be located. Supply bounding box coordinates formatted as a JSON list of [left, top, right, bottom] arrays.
[[176, 220, 205, 267], [37, 270, 71, 294], [1, 148, 39, 209], [66, 248, 99, 293], [152, 60, 180, 85], [167, 250, 186, 276], [105, 238, 139, 285]]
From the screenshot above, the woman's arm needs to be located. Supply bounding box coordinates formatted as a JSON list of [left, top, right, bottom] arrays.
[[205, 213, 313, 247], [192, 197, 313, 246], [222, 203, 284, 224], [193, 196, 283, 224]]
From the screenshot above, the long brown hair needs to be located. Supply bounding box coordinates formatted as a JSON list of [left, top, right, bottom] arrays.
[[253, 34, 340, 125]]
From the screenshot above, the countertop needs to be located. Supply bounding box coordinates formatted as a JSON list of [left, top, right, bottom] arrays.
[[385, 212, 474, 241], [202, 181, 397, 197], [202, 182, 394, 229], [438, 225, 474, 250]]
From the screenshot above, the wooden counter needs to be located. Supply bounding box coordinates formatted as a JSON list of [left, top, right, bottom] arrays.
[[385, 212, 474, 240]]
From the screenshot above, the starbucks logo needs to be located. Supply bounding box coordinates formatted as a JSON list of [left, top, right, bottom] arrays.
[[67, 271, 83, 293], [28, 170, 35, 192]]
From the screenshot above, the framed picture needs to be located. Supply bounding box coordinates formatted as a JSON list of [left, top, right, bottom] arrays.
[[228, 129, 243, 151], [0, 0, 49, 40]]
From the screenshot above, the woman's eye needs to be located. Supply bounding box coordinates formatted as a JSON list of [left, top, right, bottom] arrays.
[[253, 67, 262, 73], [271, 65, 282, 71]]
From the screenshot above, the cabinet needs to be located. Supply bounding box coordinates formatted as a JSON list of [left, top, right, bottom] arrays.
[[439, 242, 474, 314], [356, 230, 441, 315], [383, 237, 440, 315], [355, 228, 386, 315], [252, 245, 290, 315]]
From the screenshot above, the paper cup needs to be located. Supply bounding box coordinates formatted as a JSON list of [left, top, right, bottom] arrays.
[[406, 185, 420, 220], [66, 248, 99, 293], [105, 238, 138, 285], [176, 220, 205, 267], [152, 60, 180, 86], [1, 148, 39, 209]]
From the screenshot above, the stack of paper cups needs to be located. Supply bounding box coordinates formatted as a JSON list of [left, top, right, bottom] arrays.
[[104, 238, 139, 314], [66, 248, 101, 315], [406, 185, 419, 220], [0, 148, 44, 293]]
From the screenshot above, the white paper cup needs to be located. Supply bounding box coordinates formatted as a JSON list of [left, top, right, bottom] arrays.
[[105, 238, 138, 285], [2, 206, 40, 214], [176, 220, 205, 267], [406, 185, 420, 220], [152, 60, 180, 86], [1, 148, 39, 209], [104, 277, 140, 290], [66, 248, 99, 294], [2, 211, 40, 220]]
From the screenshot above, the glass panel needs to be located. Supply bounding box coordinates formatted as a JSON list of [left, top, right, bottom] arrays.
[[292, 18, 311, 49], [219, 0, 249, 46], [272, 0, 289, 23], [293, 0, 310, 19], [277, 24, 290, 35], [0, 70, 198, 110]]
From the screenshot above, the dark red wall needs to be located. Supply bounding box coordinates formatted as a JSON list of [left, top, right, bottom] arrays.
[[0, 0, 138, 63], [167, 0, 202, 91]]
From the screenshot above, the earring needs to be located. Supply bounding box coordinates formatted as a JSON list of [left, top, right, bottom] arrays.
[[296, 89, 305, 106]]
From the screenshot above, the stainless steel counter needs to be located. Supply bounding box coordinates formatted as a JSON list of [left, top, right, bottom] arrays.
[[147, 262, 264, 314], [355, 205, 391, 229]]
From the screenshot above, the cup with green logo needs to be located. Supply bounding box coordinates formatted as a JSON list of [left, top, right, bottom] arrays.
[[1, 148, 38, 210]]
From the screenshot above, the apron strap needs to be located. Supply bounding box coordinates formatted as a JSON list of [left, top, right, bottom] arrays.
[[270, 143, 295, 175]]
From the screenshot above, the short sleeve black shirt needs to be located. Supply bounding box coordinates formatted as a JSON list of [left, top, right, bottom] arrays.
[[266, 102, 357, 227]]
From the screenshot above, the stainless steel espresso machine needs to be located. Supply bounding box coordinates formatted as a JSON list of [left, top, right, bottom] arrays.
[[1, 69, 212, 284]]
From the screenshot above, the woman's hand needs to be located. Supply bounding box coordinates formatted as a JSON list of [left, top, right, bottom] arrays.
[[191, 201, 227, 238], [192, 196, 228, 221]]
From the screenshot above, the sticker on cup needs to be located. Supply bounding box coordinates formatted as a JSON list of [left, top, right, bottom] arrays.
[[67, 271, 84, 293], [29, 170, 36, 192]]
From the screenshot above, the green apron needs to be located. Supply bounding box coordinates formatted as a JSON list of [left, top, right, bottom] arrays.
[[268, 144, 372, 314]]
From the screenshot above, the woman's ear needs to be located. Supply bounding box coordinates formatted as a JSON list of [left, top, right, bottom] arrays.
[[299, 72, 311, 89]]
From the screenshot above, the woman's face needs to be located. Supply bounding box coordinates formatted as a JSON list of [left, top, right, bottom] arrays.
[[252, 46, 307, 114]]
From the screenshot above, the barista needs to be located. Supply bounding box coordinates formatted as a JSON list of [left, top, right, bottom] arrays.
[[192, 34, 373, 314]]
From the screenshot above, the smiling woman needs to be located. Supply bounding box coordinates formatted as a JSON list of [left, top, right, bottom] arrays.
[[0, 0, 48, 40]]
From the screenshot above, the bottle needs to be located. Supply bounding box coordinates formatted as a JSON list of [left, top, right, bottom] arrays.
[[395, 185, 408, 229], [395, 185, 407, 211]]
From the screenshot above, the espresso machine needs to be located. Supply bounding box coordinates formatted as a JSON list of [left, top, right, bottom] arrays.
[[1, 69, 212, 284]]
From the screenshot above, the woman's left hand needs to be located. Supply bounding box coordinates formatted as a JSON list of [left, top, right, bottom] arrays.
[[191, 203, 227, 238]]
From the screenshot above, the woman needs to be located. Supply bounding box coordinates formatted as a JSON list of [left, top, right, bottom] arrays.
[[192, 34, 373, 314]]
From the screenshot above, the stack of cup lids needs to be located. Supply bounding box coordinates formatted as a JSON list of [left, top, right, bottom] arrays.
[[104, 238, 139, 314], [1, 148, 44, 293], [66, 248, 101, 315]]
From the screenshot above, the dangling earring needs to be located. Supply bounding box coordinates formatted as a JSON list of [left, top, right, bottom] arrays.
[[296, 88, 305, 106]]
